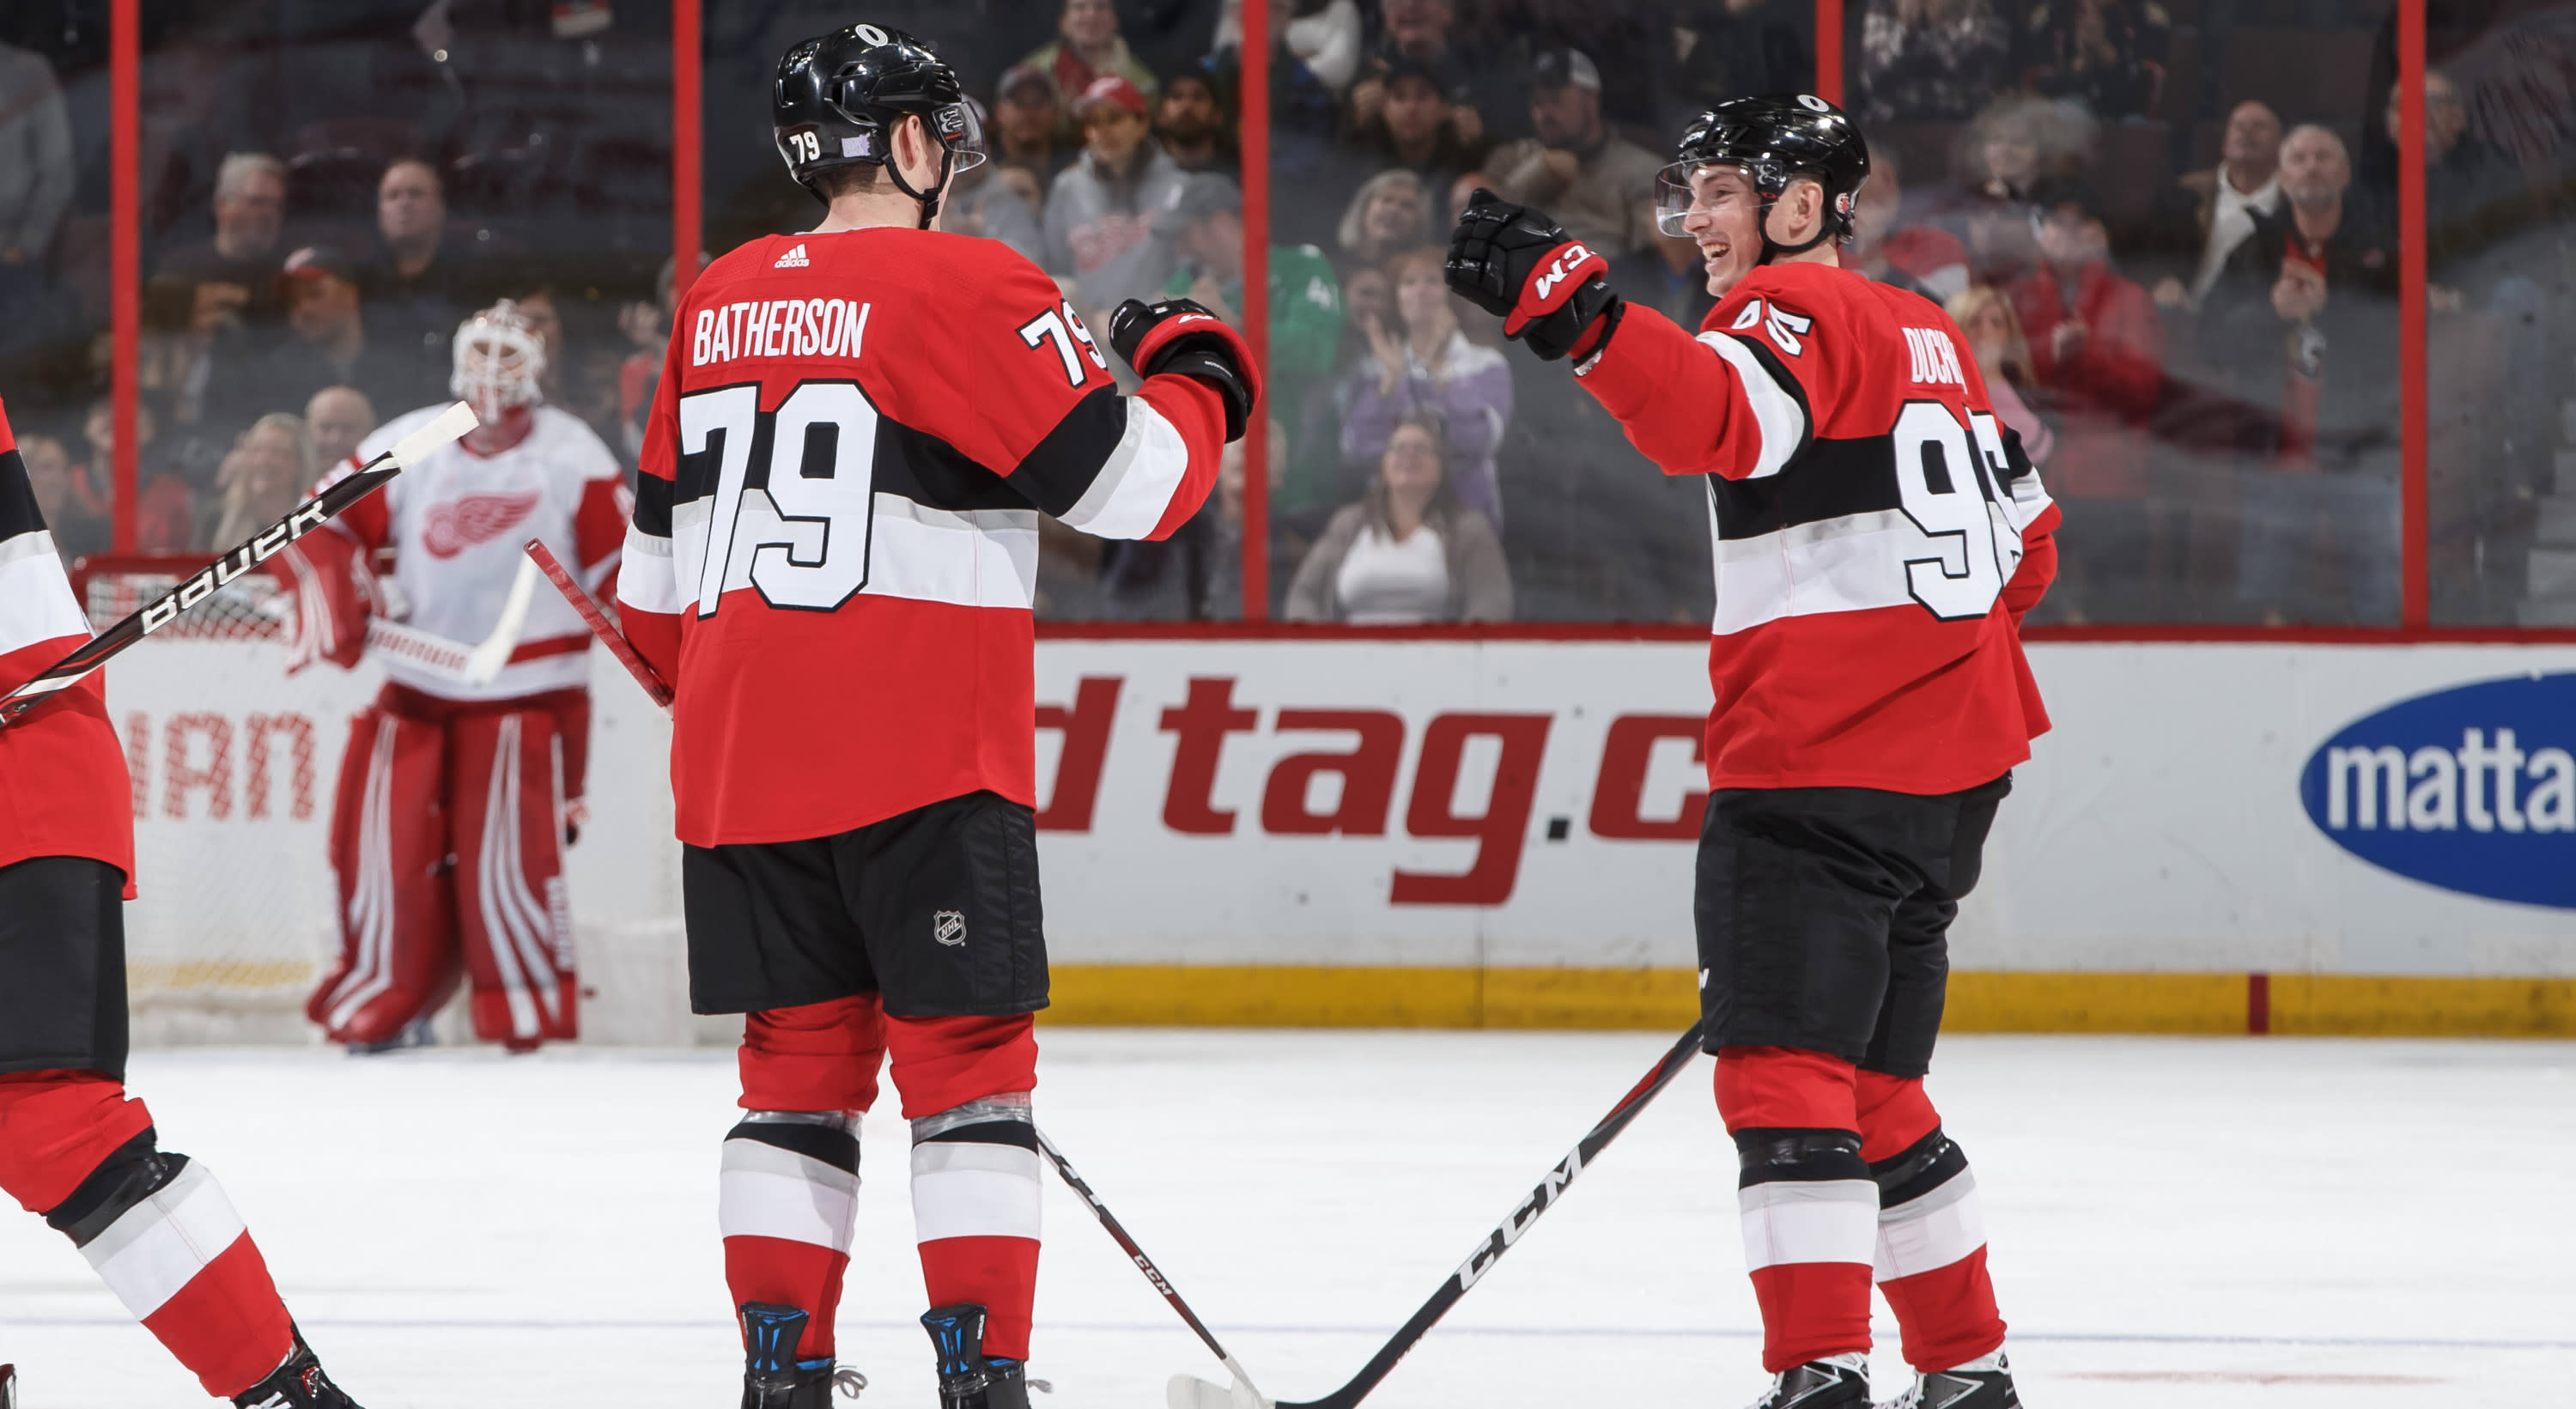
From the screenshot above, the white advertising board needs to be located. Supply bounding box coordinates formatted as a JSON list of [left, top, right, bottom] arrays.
[[98, 635, 2576, 1042]]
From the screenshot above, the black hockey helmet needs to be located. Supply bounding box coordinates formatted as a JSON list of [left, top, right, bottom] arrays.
[[775, 23, 987, 227], [1656, 94, 1870, 258]]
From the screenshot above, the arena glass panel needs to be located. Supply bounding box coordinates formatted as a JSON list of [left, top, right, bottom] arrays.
[[1259, 0, 1817, 625], [1844, 0, 2410, 629], [121, 1, 673, 562], [2, 5, 112, 561], [2406, 4, 2576, 629]]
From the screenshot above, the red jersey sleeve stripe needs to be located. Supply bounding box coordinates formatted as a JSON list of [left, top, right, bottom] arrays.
[[1695, 332, 1810, 480]]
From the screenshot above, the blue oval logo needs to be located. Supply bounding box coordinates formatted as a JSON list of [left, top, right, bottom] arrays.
[[2299, 671, 2576, 908]]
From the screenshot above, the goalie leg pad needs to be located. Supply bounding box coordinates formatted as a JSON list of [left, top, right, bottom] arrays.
[[447, 700, 579, 1047], [0, 1076, 295, 1397], [0, 856, 131, 1081], [311, 701, 460, 1045]]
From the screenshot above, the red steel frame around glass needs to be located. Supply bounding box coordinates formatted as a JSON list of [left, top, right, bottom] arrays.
[[103, 0, 2491, 642]]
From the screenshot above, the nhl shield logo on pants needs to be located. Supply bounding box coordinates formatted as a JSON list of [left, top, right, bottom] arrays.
[[933, 910, 967, 947]]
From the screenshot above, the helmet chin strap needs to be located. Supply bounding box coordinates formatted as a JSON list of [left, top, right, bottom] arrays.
[[1754, 185, 1838, 264], [884, 141, 956, 230]]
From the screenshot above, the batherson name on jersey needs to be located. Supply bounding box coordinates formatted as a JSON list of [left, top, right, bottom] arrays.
[[621, 227, 1229, 847]]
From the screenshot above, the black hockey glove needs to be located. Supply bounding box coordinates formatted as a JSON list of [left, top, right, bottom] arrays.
[[1443, 189, 1625, 362], [1108, 297, 1261, 443]]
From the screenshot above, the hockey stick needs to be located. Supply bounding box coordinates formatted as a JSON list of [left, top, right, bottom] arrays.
[[0, 402, 478, 727], [1171, 1019, 1710, 1409], [1030, 1127, 1271, 1409], [522, 538, 673, 708], [362, 556, 542, 687]]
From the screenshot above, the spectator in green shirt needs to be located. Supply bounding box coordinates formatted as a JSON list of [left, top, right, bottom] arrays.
[[1158, 173, 1345, 516]]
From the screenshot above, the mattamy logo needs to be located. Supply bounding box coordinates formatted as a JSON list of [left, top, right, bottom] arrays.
[[2299, 671, 2576, 908]]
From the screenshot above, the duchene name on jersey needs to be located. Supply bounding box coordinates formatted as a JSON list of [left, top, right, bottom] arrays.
[[690, 297, 872, 368]]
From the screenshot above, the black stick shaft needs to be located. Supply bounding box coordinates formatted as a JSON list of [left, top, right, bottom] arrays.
[[1035, 1128, 1238, 1365], [1282, 1020, 1709, 1409], [0, 465, 395, 726]]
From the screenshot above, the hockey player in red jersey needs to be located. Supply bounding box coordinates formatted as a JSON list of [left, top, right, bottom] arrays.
[[0, 394, 366, 1408], [271, 301, 627, 1051], [1448, 95, 2057, 1409], [616, 25, 1254, 1409]]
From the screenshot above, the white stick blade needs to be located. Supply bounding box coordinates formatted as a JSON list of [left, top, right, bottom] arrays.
[[388, 402, 479, 470], [463, 556, 541, 686], [1168, 1374, 1272, 1409]]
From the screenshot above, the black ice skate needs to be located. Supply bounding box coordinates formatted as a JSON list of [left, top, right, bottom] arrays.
[[920, 1303, 1050, 1409], [1877, 1353, 2020, 1409], [231, 1329, 363, 1409], [1745, 1355, 1870, 1409], [3, 1360, 16, 1409], [738, 1302, 866, 1408]]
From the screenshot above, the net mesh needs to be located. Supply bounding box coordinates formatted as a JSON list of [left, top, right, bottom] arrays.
[[79, 559, 286, 641], [76, 559, 338, 1032]]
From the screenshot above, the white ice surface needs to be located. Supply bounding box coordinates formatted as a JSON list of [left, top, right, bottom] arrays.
[[2, 1033, 2571, 1406]]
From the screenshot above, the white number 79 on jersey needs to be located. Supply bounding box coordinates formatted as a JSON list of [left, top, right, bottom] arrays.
[[677, 380, 880, 615]]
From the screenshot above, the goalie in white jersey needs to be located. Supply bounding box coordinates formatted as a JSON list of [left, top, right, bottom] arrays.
[[270, 301, 629, 1051]]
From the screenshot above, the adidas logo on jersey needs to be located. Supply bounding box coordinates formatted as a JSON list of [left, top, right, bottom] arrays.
[[774, 243, 811, 269]]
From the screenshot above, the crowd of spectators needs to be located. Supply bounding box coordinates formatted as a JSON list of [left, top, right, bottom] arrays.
[[956, 0, 2576, 624], [10, 1, 2576, 626], [2, 6, 671, 566]]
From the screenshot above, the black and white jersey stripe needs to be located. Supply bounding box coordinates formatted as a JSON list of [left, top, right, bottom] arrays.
[[627, 383, 1192, 619], [1702, 416, 2050, 637], [0, 445, 89, 662]]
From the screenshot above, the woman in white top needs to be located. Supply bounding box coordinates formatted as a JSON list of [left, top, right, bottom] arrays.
[[1286, 414, 1510, 623]]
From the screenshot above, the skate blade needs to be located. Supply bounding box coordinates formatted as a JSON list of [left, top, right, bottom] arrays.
[[1168, 1372, 1271, 1409]]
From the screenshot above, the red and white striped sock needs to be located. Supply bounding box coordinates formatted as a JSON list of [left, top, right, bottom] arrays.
[[1857, 1072, 2006, 1372], [69, 1150, 296, 1396], [1716, 1048, 1876, 1372], [910, 1093, 1042, 1362], [719, 1110, 861, 1363]]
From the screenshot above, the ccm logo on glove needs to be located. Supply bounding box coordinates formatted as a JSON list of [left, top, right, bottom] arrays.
[[1510, 241, 1608, 337]]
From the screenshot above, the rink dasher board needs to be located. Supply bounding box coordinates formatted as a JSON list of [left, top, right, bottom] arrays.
[[91, 635, 2576, 1025]]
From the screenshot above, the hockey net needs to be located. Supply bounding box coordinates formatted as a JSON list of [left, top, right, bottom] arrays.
[[71, 555, 354, 1036]]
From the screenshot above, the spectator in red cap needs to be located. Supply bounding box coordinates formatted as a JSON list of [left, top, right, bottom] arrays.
[[1042, 76, 1189, 319], [1018, 0, 1159, 131], [2009, 178, 2162, 621], [212, 246, 425, 427]]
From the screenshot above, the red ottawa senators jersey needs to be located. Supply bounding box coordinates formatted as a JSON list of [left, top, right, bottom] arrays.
[[0, 395, 137, 891], [1577, 259, 2061, 795], [624, 228, 1228, 845]]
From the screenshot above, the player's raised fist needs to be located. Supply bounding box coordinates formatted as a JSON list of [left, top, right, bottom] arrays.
[[1443, 189, 1623, 362], [1108, 297, 1261, 443]]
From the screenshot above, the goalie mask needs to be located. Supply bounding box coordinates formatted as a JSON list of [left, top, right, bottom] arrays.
[[451, 301, 548, 423]]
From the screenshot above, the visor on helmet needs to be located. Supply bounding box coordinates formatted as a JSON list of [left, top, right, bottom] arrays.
[[1654, 161, 1747, 238], [932, 99, 989, 173]]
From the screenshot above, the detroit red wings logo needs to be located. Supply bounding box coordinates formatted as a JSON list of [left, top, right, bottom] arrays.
[[421, 490, 541, 558]]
